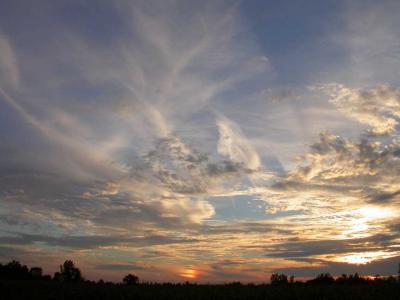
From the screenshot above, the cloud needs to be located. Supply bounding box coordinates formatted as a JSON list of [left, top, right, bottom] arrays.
[[338, 1, 400, 86], [0, 233, 198, 249], [316, 84, 400, 135], [95, 263, 147, 271], [288, 131, 398, 182], [284, 130, 400, 202], [258, 128, 400, 244], [0, 0, 269, 234], [141, 135, 257, 195], [265, 234, 396, 259], [0, 0, 270, 242], [217, 115, 261, 170], [249, 84, 400, 266], [2, 0, 400, 282], [0, 33, 19, 88], [245, 83, 400, 269], [0, 87, 126, 183], [274, 255, 400, 278]]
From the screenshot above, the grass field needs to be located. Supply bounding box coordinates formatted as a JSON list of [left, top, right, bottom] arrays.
[[2, 281, 400, 300]]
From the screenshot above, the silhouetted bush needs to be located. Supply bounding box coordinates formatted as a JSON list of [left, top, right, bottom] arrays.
[[123, 273, 139, 285], [30, 267, 42, 279], [307, 273, 335, 285], [0, 261, 30, 280], [56, 260, 83, 282], [270, 273, 288, 285]]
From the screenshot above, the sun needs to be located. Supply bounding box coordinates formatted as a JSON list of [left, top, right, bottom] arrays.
[[357, 206, 393, 220], [180, 268, 198, 279]]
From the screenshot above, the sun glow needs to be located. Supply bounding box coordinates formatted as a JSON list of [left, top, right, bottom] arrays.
[[180, 268, 198, 279], [333, 251, 397, 265], [357, 206, 393, 219], [340, 206, 395, 239]]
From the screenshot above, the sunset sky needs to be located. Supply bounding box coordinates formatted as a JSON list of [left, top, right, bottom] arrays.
[[1, 0, 400, 282]]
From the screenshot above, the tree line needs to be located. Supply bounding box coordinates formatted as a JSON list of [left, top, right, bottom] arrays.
[[0, 260, 138, 285], [270, 272, 399, 285], [0, 260, 398, 285]]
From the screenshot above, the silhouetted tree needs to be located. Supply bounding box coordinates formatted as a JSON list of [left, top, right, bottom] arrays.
[[123, 273, 139, 285], [398, 263, 400, 283], [3, 258, 400, 300], [0, 260, 30, 280], [53, 271, 61, 281], [42, 274, 52, 281], [336, 273, 368, 284], [270, 273, 288, 285], [386, 275, 396, 283], [308, 273, 334, 284], [335, 274, 348, 284], [30, 267, 42, 279], [58, 260, 83, 282]]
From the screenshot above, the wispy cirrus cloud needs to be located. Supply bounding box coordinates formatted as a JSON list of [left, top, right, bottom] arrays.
[[0, 0, 272, 280], [0, 34, 19, 89]]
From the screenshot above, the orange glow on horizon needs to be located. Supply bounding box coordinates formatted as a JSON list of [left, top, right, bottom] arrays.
[[180, 268, 198, 279]]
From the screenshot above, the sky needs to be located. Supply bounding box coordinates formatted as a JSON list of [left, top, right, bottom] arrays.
[[1, 0, 400, 283]]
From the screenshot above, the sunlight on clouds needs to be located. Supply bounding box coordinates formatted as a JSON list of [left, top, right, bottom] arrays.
[[339, 206, 395, 239], [332, 251, 398, 265], [160, 196, 214, 224], [316, 84, 400, 135], [356, 207, 394, 220]]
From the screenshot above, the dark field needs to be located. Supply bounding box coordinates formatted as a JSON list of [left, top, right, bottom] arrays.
[[1, 281, 400, 300]]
